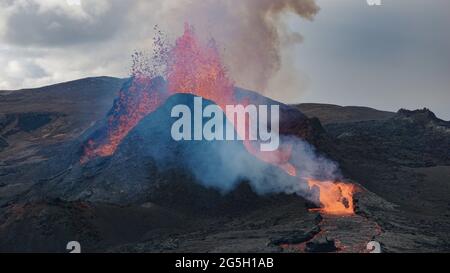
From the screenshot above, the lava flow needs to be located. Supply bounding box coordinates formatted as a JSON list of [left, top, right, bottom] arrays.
[[80, 76, 168, 163], [307, 180, 355, 215], [81, 23, 355, 216]]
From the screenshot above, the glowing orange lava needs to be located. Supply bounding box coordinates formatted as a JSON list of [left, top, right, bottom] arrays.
[[81, 76, 167, 163], [167, 23, 235, 108], [307, 180, 355, 215]]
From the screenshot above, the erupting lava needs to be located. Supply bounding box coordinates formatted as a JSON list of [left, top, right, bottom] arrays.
[[81, 23, 355, 216], [166, 24, 235, 108], [80, 76, 168, 163], [307, 180, 355, 215]]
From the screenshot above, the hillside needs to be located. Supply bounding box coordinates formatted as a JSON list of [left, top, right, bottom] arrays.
[[295, 103, 395, 125]]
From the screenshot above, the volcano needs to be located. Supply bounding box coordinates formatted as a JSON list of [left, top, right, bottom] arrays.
[[1, 25, 449, 252], [35, 88, 313, 205]]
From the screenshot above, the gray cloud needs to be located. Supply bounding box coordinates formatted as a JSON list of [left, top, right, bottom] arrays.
[[1, 0, 131, 46], [0, 0, 319, 93]]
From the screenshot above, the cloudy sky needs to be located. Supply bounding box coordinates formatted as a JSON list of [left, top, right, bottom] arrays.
[[0, 0, 449, 119]]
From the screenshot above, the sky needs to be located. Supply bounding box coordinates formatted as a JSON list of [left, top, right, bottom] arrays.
[[0, 0, 449, 120], [295, 0, 450, 120]]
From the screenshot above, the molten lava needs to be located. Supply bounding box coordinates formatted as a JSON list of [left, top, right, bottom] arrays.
[[166, 24, 235, 108], [81, 77, 167, 163], [81, 23, 355, 216], [307, 180, 355, 215]]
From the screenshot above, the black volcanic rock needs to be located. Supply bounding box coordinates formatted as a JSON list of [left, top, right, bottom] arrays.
[[235, 88, 332, 151], [396, 108, 450, 127], [305, 237, 337, 253], [0, 136, 7, 151], [326, 108, 450, 168]]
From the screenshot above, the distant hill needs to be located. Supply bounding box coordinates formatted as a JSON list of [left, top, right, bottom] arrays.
[[0, 77, 125, 153], [0, 76, 125, 115], [294, 103, 395, 125]]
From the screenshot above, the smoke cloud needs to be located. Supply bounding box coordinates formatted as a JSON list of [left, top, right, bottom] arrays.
[[188, 135, 341, 201]]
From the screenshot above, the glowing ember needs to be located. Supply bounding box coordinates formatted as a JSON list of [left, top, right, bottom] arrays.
[[307, 180, 355, 215]]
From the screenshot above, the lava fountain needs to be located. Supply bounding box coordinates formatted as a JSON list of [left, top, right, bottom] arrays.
[[81, 24, 355, 215]]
